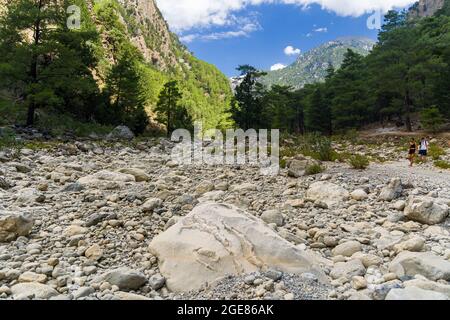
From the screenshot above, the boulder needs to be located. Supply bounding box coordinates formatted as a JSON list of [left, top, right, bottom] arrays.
[[351, 189, 368, 201], [230, 183, 257, 192], [0, 210, 34, 242], [85, 244, 103, 261], [118, 168, 150, 182], [389, 251, 450, 281], [332, 241, 362, 257], [379, 178, 402, 201], [330, 259, 366, 280], [148, 202, 326, 292], [97, 268, 147, 291], [404, 277, 450, 298], [306, 182, 349, 207], [142, 198, 163, 212], [11, 282, 58, 299], [15, 188, 44, 205], [18, 272, 47, 283], [386, 287, 448, 300], [288, 159, 320, 178], [61, 182, 84, 193], [404, 196, 449, 225], [195, 180, 214, 195], [78, 170, 136, 186], [0, 177, 11, 190], [9, 162, 32, 173], [260, 209, 284, 227], [351, 252, 383, 268], [393, 237, 425, 253], [106, 126, 135, 140]]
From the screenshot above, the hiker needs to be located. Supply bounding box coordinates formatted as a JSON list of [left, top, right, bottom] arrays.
[[419, 137, 429, 162], [408, 138, 417, 167]]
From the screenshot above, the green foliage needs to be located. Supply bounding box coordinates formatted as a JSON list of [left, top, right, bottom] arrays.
[[0, 0, 233, 136], [35, 112, 114, 137], [0, 98, 27, 125], [304, 83, 331, 135], [348, 154, 370, 170], [231, 65, 268, 130], [428, 144, 445, 160], [231, 10, 450, 136], [0, 127, 23, 156], [420, 106, 445, 133], [155, 80, 193, 134], [301, 133, 335, 161], [305, 163, 325, 175], [0, 0, 101, 126], [434, 160, 450, 169]]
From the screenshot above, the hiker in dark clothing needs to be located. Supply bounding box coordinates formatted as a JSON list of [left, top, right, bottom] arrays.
[[408, 138, 417, 167]]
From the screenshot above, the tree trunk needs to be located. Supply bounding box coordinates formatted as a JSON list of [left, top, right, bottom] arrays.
[[404, 90, 413, 132], [26, 0, 43, 126]]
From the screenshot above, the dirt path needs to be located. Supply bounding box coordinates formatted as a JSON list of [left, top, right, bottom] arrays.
[[369, 160, 450, 186]]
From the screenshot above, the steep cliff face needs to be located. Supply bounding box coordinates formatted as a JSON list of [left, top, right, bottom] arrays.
[[409, 0, 445, 17], [87, 0, 232, 128], [115, 0, 179, 71]]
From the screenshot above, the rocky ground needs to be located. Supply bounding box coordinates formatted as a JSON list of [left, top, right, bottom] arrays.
[[0, 128, 449, 300]]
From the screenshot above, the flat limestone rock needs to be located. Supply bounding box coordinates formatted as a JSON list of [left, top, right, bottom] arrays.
[[389, 251, 450, 281], [11, 282, 58, 300], [385, 286, 448, 300], [78, 170, 136, 186], [306, 182, 349, 207], [149, 202, 326, 292]]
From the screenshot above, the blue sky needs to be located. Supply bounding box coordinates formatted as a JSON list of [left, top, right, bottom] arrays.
[[156, 0, 416, 77]]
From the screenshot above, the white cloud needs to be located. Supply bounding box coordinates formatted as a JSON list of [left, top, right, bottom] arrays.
[[313, 27, 328, 32], [180, 22, 260, 43], [270, 63, 287, 71], [156, 0, 416, 31], [284, 45, 301, 56]]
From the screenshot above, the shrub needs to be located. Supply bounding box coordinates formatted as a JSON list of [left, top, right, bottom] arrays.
[[0, 127, 23, 155], [302, 133, 334, 161], [305, 163, 325, 175], [434, 160, 450, 169], [428, 144, 445, 161], [348, 154, 370, 169]]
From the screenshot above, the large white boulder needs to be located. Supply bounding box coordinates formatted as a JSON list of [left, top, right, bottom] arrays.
[[404, 276, 450, 298], [379, 178, 402, 201], [306, 181, 349, 207], [404, 196, 449, 225], [386, 287, 448, 300], [11, 282, 58, 300], [148, 202, 326, 292], [389, 251, 450, 281], [0, 210, 34, 242]]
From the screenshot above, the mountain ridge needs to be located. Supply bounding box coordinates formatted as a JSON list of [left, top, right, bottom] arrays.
[[261, 37, 375, 89]]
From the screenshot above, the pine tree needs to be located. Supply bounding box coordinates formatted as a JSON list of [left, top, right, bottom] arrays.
[[304, 84, 332, 135], [231, 65, 268, 130], [155, 80, 192, 134], [0, 0, 100, 125]]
